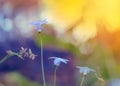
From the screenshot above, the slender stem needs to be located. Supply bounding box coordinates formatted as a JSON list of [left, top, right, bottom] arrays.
[[80, 74, 85, 86], [95, 73, 104, 86], [0, 53, 23, 64], [0, 55, 11, 64], [41, 38, 46, 86], [54, 66, 58, 86], [14, 52, 23, 59]]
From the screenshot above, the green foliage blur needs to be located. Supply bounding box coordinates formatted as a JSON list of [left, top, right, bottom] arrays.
[[35, 33, 120, 85], [0, 72, 41, 86]]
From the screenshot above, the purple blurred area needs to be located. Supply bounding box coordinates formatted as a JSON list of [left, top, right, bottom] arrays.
[[0, 37, 76, 86]]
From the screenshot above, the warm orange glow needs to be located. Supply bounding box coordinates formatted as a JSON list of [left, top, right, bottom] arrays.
[[42, 0, 120, 43]]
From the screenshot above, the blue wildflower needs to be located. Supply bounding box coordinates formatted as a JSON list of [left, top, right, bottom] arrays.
[[108, 79, 120, 86], [49, 57, 69, 66], [76, 66, 96, 75], [31, 19, 47, 32]]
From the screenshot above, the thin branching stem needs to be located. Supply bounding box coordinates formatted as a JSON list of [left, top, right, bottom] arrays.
[[40, 36, 46, 86], [0, 52, 23, 64], [0, 55, 11, 64], [54, 66, 58, 86]]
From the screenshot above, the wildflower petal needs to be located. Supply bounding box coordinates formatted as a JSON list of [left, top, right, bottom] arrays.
[[49, 57, 69, 66], [29, 48, 32, 54], [76, 66, 96, 75], [31, 19, 47, 32], [21, 47, 27, 52], [49, 57, 57, 59]]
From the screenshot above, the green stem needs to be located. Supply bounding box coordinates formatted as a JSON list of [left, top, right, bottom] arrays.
[[54, 66, 58, 86], [41, 38, 46, 86], [95, 73, 104, 86], [14, 52, 23, 59], [80, 74, 85, 86], [0, 53, 23, 64], [0, 55, 11, 64]]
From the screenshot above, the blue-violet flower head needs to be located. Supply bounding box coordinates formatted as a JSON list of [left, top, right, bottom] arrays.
[[31, 19, 47, 32], [76, 66, 96, 75], [49, 57, 69, 66]]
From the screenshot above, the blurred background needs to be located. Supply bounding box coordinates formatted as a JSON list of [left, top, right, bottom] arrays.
[[0, 0, 120, 86]]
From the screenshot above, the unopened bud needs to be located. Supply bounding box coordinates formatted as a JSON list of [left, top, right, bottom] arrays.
[[6, 50, 13, 55]]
